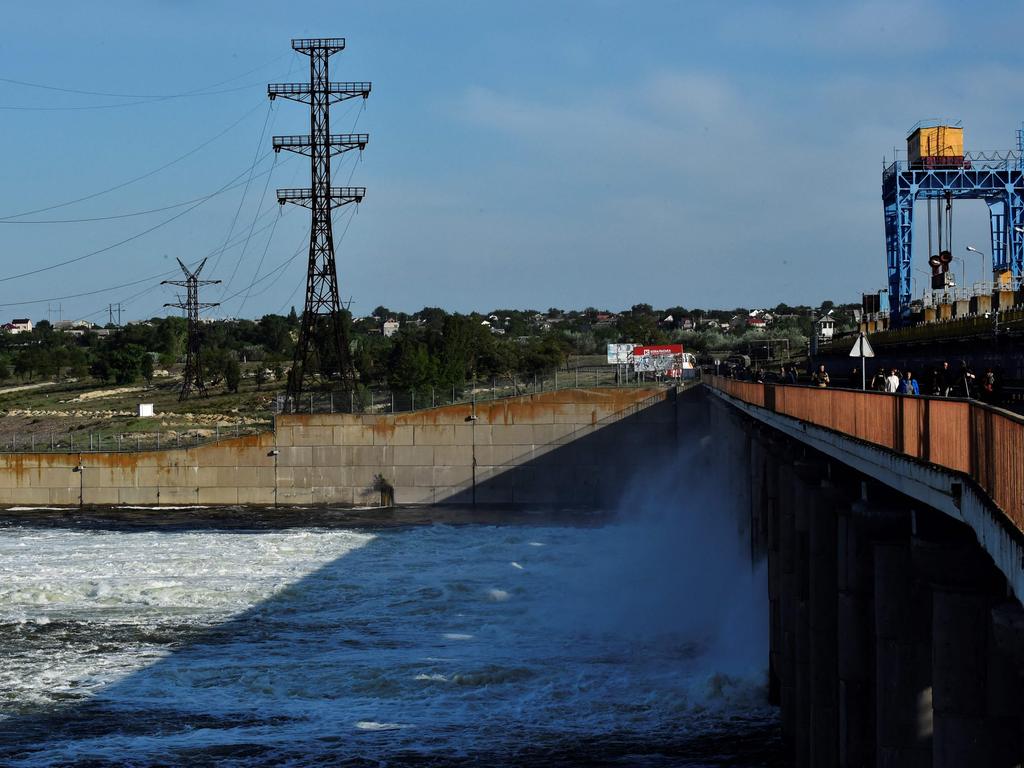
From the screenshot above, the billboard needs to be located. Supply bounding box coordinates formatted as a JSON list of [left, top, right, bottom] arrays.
[[606, 343, 634, 364], [633, 344, 685, 375]]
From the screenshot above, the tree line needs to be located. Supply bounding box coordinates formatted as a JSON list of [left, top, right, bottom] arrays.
[[0, 301, 850, 392]]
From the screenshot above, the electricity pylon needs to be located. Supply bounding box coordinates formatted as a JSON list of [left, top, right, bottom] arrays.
[[163, 257, 220, 400], [268, 37, 370, 409]]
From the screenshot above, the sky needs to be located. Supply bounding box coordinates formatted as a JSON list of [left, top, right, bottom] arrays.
[[2, 0, 1024, 322]]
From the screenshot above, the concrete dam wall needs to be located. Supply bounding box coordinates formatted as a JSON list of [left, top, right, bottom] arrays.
[[0, 387, 682, 507]]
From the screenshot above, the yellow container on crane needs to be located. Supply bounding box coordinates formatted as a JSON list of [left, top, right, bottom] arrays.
[[907, 122, 964, 168]]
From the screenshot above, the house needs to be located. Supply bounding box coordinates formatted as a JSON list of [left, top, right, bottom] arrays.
[[54, 320, 93, 332], [6, 318, 32, 334], [817, 312, 836, 340], [383, 318, 400, 338], [746, 316, 768, 331]]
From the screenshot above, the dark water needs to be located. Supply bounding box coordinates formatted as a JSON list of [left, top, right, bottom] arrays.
[[0, 504, 783, 767]]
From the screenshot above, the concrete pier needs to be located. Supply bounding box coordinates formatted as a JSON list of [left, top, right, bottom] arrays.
[[808, 481, 841, 768], [708, 381, 1024, 767], [837, 503, 876, 768], [874, 540, 931, 768]]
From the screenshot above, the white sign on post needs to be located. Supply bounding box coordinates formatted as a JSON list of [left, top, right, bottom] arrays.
[[849, 333, 874, 391], [849, 334, 875, 358]]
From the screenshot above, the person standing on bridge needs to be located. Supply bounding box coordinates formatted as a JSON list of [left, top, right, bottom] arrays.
[[939, 361, 954, 396], [981, 367, 996, 403], [958, 361, 976, 399], [900, 370, 920, 396], [885, 368, 901, 393], [811, 364, 830, 388], [872, 368, 887, 392]]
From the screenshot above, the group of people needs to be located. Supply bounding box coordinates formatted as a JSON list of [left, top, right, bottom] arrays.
[[847, 360, 999, 401], [722, 359, 1001, 404]]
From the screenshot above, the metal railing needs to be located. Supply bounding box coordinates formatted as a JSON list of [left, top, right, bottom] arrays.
[[274, 368, 693, 415], [706, 376, 1024, 534]]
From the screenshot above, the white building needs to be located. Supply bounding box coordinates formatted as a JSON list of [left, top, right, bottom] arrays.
[[816, 313, 836, 340], [5, 318, 32, 334], [383, 318, 400, 338]]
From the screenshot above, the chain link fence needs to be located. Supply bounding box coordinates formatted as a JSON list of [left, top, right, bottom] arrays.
[[274, 366, 686, 415], [0, 366, 689, 452], [0, 423, 272, 454]]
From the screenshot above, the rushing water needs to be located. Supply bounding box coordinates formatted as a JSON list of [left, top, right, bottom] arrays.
[[0, 478, 780, 766]]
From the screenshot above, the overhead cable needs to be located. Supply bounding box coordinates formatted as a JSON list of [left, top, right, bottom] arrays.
[[0, 151, 277, 283], [0, 101, 266, 221]]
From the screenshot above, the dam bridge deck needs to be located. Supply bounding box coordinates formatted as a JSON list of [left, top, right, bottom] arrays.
[[706, 375, 1024, 594]]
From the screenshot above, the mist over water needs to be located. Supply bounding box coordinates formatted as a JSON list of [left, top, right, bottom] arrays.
[[0, 447, 778, 766]]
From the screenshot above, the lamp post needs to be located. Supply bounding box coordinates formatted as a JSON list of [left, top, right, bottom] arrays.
[[913, 267, 932, 301], [966, 245, 987, 288]]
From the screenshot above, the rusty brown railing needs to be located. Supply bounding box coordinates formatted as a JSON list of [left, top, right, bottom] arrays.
[[706, 376, 1024, 534]]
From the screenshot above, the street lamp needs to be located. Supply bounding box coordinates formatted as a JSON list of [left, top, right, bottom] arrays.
[[913, 267, 932, 300], [966, 245, 987, 288]]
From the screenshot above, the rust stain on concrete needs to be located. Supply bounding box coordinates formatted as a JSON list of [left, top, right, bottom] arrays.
[[0, 386, 669, 506]]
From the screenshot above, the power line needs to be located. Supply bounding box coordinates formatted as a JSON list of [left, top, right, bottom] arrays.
[[0, 53, 285, 100], [0, 155, 295, 224], [0, 84, 260, 111], [0, 101, 266, 221], [209, 102, 276, 276], [0, 151, 278, 284], [0, 210, 287, 309], [235, 202, 283, 316]]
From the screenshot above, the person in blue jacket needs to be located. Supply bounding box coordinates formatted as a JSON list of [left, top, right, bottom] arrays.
[[899, 370, 920, 396]]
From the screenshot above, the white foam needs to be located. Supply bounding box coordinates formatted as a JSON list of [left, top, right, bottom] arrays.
[[510, 561, 524, 570], [355, 721, 406, 731], [0, 474, 773, 763]]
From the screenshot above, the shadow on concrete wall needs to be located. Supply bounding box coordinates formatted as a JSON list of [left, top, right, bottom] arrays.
[[441, 386, 708, 509]]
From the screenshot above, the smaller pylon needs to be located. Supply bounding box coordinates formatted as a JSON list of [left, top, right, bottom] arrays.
[[162, 258, 221, 401]]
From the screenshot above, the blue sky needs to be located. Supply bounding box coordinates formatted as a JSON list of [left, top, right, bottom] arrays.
[[2, 0, 1023, 322]]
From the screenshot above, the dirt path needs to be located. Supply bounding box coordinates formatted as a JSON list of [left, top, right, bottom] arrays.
[[69, 386, 146, 402], [0, 382, 55, 396]]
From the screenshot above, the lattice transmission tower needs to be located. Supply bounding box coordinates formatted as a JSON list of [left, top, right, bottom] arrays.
[[269, 37, 370, 407], [163, 257, 221, 401]]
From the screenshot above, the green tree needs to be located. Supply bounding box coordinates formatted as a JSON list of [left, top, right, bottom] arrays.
[[141, 354, 154, 384], [258, 314, 293, 356], [224, 358, 241, 393], [387, 334, 433, 392], [108, 345, 147, 384]]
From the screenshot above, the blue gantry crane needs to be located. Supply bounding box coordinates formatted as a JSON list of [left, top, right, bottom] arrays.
[[883, 121, 1024, 325]]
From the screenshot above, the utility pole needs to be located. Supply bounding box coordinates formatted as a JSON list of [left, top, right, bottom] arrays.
[[269, 37, 370, 410], [162, 258, 220, 401]]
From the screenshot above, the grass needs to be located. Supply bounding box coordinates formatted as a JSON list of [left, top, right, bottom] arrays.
[[0, 369, 283, 447]]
